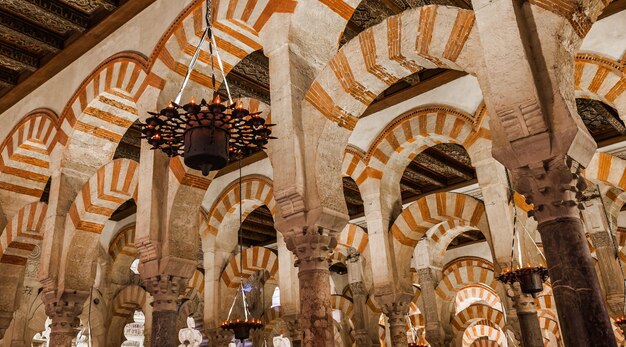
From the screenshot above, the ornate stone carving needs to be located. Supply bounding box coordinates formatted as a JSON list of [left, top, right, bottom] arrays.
[[513, 155, 586, 223], [274, 187, 306, 221], [496, 98, 547, 142], [43, 290, 87, 341], [143, 275, 187, 311], [382, 300, 411, 347]]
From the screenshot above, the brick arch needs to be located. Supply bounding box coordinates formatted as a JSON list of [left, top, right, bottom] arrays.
[[574, 53, 626, 120], [61, 159, 139, 292], [469, 339, 503, 347], [335, 223, 368, 255], [365, 105, 488, 176], [0, 110, 57, 218], [108, 223, 137, 284], [331, 294, 354, 319], [108, 285, 150, 347], [305, 6, 481, 130], [455, 285, 502, 313], [186, 269, 205, 296], [0, 201, 47, 331], [428, 220, 480, 265], [150, 0, 294, 92], [204, 175, 276, 239], [611, 317, 626, 345], [538, 310, 561, 343], [436, 258, 498, 302], [221, 246, 278, 288], [462, 324, 507, 347], [451, 304, 505, 335], [0, 202, 47, 265], [390, 192, 491, 269], [177, 295, 204, 332]]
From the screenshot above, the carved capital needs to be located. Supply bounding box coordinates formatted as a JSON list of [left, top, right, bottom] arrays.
[[507, 283, 538, 314], [416, 267, 440, 284], [143, 275, 187, 311], [42, 289, 87, 336], [284, 226, 337, 270], [513, 155, 586, 223], [589, 231, 614, 249]]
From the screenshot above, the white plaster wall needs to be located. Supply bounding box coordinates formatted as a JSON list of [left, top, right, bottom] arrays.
[[443, 241, 492, 265], [200, 157, 274, 211], [581, 11, 626, 60], [347, 75, 484, 151], [0, 0, 194, 141]]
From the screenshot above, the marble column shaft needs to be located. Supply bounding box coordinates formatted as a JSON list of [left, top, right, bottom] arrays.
[[416, 268, 444, 347], [514, 158, 616, 346], [508, 283, 543, 347], [144, 275, 187, 347], [382, 300, 410, 347]]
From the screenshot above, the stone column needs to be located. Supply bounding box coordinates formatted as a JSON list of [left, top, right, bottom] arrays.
[[514, 157, 616, 346], [282, 315, 302, 346], [382, 300, 410, 347], [346, 251, 372, 347], [144, 275, 187, 347], [285, 229, 335, 347], [506, 282, 543, 347], [43, 291, 85, 347], [415, 268, 444, 347], [581, 197, 625, 317]]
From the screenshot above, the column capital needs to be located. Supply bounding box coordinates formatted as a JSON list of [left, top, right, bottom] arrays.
[[284, 226, 336, 270], [349, 281, 369, 297], [143, 275, 187, 311], [42, 289, 87, 341], [507, 282, 538, 314], [512, 155, 586, 224]]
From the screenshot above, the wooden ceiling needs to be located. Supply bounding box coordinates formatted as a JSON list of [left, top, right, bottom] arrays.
[[0, 0, 155, 112], [577, 98, 625, 142]]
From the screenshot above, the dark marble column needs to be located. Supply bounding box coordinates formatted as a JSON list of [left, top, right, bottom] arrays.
[[508, 283, 543, 347], [514, 157, 617, 346], [145, 275, 187, 347], [346, 250, 372, 346]]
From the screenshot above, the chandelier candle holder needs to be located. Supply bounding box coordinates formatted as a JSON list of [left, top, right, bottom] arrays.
[[615, 316, 626, 331], [497, 264, 549, 297], [141, 97, 274, 175], [139, 0, 274, 176]]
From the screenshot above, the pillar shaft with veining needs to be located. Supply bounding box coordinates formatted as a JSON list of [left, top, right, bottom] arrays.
[[144, 275, 187, 347], [508, 283, 543, 347], [581, 197, 625, 317]]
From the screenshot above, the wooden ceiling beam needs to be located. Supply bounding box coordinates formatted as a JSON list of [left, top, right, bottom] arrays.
[[0, 0, 157, 113], [420, 149, 475, 180], [23, 0, 92, 29], [0, 11, 65, 50]]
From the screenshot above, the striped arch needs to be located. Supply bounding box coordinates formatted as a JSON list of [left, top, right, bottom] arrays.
[[0, 202, 46, 265], [390, 192, 490, 268], [600, 184, 626, 232], [108, 224, 137, 261], [575, 53, 626, 119], [331, 294, 354, 319], [177, 296, 204, 332], [108, 223, 138, 284], [220, 246, 278, 287], [205, 175, 276, 238], [0, 202, 46, 327], [611, 317, 626, 346], [108, 285, 150, 347], [428, 220, 480, 264], [538, 311, 561, 343], [365, 105, 488, 177], [151, 0, 295, 93], [0, 109, 57, 218], [305, 5, 482, 130], [186, 269, 205, 296], [436, 258, 498, 302], [56, 53, 155, 172], [462, 324, 507, 347], [62, 159, 139, 292], [335, 223, 368, 256], [262, 307, 283, 334], [455, 285, 502, 313], [451, 304, 505, 334]]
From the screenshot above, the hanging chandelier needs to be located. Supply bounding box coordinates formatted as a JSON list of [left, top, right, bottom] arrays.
[[220, 161, 264, 341], [496, 177, 549, 297], [140, 0, 274, 176]]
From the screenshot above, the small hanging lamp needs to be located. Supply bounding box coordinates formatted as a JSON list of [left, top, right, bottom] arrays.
[[496, 175, 549, 297], [220, 160, 264, 341]]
